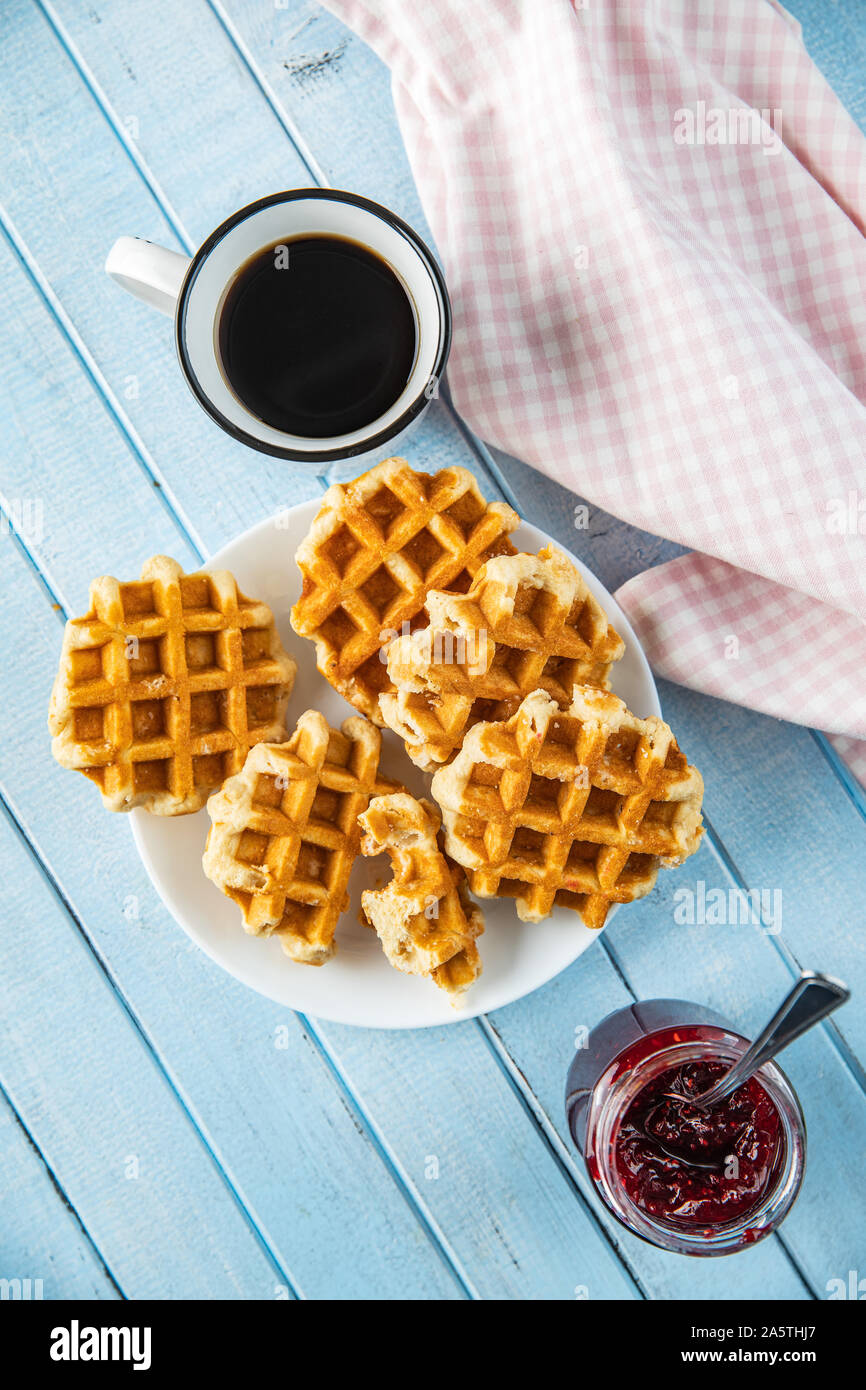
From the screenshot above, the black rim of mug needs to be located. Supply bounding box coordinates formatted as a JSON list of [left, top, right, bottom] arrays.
[[174, 188, 452, 462]]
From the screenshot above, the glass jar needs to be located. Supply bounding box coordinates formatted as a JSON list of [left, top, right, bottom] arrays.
[[565, 999, 806, 1256]]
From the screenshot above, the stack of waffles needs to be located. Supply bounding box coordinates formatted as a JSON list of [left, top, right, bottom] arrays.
[[289, 459, 703, 944], [48, 458, 704, 1005]]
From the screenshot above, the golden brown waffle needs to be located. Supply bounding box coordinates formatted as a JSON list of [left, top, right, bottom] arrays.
[[203, 711, 398, 965], [431, 686, 703, 930], [48, 556, 296, 814], [290, 458, 518, 722], [379, 546, 625, 769], [359, 794, 483, 1002]]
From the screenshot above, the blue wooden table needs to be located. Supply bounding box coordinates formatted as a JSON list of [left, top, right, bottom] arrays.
[[2, 0, 864, 1301]]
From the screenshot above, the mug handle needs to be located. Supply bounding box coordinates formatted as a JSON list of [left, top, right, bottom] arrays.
[[105, 236, 190, 317]]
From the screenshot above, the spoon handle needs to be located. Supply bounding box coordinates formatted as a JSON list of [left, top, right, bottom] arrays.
[[697, 971, 850, 1109]]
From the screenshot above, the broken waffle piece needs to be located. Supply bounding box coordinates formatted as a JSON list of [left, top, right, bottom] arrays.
[[430, 686, 703, 930], [48, 555, 296, 814], [358, 793, 483, 1003], [290, 457, 518, 722], [380, 545, 625, 769], [203, 711, 398, 964]]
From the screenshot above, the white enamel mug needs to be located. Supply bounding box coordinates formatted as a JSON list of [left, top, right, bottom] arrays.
[[105, 189, 451, 463]]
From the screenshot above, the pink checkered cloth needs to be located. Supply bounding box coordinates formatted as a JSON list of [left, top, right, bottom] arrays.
[[323, 0, 866, 785]]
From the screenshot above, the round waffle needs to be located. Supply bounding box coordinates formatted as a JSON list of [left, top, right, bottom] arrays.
[[290, 457, 518, 721], [203, 711, 400, 964], [49, 555, 296, 814], [431, 686, 704, 930]]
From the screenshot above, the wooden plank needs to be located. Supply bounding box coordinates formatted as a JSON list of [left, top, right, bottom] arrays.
[[0, 802, 302, 1299], [0, 122, 644, 1301], [0, 0, 321, 561], [0, 562, 468, 1300], [33, 0, 508, 506], [0, 36, 646, 1297], [0, 0, 644, 1296], [654, 684, 866, 1063], [0, 1090, 119, 1301], [3, 538, 639, 1299], [211, 0, 866, 1293], [206, 0, 427, 228], [483, 941, 809, 1299], [486, 461, 866, 1289], [0, 233, 198, 597], [8, 0, 861, 1295], [788, 0, 866, 129], [32, 0, 856, 1295], [491, 826, 866, 1293]]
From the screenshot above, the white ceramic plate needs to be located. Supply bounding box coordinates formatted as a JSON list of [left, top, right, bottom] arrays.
[[132, 500, 660, 1028]]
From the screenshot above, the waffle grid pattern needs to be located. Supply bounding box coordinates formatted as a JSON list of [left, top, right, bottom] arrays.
[[380, 546, 625, 768], [432, 687, 703, 930], [203, 712, 397, 964], [290, 457, 518, 721], [49, 555, 296, 814]]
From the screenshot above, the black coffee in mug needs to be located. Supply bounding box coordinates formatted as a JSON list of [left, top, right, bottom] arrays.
[[217, 235, 417, 438]]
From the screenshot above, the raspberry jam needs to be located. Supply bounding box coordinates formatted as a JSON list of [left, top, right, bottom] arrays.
[[565, 1001, 805, 1256], [615, 1060, 783, 1225]]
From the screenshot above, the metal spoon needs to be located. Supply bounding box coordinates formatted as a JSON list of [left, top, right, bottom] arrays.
[[645, 970, 850, 1169]]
